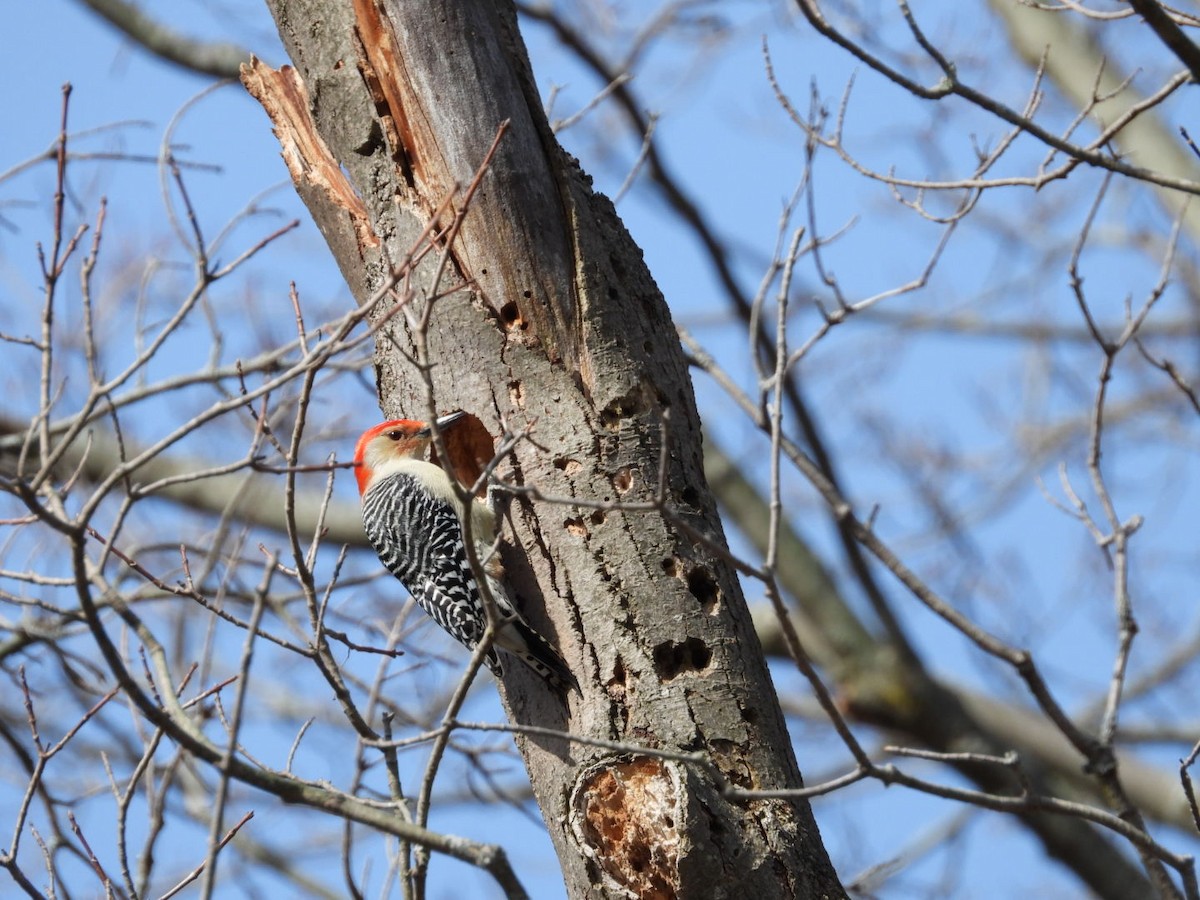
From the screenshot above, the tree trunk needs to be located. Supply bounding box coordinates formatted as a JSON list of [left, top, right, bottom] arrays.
[[248, 1, 846, 895]]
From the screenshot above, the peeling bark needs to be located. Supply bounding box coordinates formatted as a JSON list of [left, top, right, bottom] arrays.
[[251, 0, 846, 896], [241, 58, 379, 263]]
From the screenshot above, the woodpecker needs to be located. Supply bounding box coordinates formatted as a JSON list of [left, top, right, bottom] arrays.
[[354, 412, 577, 692]]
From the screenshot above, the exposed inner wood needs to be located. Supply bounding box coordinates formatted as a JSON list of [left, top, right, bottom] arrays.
[[240, 56, 379, 253]]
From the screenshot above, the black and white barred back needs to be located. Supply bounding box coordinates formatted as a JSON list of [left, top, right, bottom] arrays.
[[362, 473, 576, 691]]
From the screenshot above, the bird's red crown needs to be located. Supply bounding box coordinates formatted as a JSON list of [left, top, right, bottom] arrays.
[[353, 419, 427, 495]]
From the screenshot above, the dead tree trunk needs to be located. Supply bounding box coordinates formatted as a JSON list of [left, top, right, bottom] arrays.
[[247, 1, 846, 896]]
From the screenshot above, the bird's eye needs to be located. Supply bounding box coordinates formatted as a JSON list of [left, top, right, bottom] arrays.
[[386, 431, 403, 441]]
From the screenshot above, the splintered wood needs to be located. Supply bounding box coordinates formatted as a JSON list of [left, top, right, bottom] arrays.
[[575, 756, 683, 900], [240, 57, 379, 253]]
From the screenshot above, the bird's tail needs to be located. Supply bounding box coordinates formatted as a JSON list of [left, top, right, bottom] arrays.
[[495, 615, 579, 694]]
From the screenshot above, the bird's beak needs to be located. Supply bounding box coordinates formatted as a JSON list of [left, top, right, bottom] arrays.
[[418, 410, 467, 436], [434, 410, 467, 431]]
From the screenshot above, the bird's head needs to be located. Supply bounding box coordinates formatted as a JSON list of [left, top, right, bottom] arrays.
[[353, 411, 466, 495]]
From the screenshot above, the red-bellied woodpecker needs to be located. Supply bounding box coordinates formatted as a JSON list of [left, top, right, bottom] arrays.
[[354, 412, 577, 692]]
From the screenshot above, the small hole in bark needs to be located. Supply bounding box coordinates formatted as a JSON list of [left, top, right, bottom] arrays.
[[589, 509, 606, 526], [652, 637, 712, 680], [613, 467, 633, 493], [564, 516, 587, 537], [553, 457, 582, 475], [610, 658, 627, 687], [686, 566, 720, 614], [661, 557, 679, 577], [499, 301, 524, 332], [680, 486, 700, 507]]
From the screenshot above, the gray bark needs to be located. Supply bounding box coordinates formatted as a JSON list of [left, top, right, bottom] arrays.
[[250, 1, 846, 896]]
